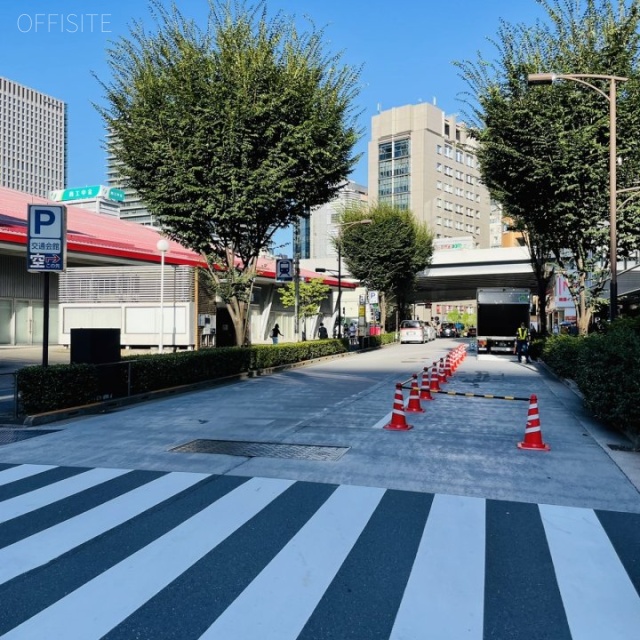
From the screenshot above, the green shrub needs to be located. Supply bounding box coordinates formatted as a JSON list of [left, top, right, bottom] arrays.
[[541, 335, 584, 379], [575, 328, 640, 441], [528, 338, 545, 361], [17, 364, 100, 415]]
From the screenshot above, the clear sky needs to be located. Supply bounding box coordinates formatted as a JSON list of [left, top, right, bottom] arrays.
[[1, 0, 549, 251]]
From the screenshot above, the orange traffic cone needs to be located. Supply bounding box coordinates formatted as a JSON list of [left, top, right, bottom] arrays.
[[405, 374, 425, 413], [384, 383, 414, 430], [419, 367, 433, 400], [517, 395, 550, 451], [444, 354, 453, 377], [429, 365, 441, 392], [438, 358, 448, 384]]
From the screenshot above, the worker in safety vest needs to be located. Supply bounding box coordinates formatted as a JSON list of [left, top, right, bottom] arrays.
[[515, 322, 531, 364]]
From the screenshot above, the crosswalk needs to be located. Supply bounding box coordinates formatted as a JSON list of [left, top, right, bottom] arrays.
[[0, 463, 639, 639]]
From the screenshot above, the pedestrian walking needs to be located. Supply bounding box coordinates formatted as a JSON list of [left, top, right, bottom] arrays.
[[515, 321, 531, 363], [348, 321, 358, 348], [271, 323, 283, 345], [317, 323, 328, 340]]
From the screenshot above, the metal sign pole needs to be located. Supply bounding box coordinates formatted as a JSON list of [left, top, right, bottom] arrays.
[[42, 272, 50, 367]]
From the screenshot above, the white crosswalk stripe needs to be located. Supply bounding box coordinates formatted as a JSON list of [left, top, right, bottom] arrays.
[[0, 464, 638, 640], [200, 484, 385, 640], [390, 494, 486, 640], [0, 471, 208, 584], [540, 504, 640, 640], [0, 464, 56, 487]]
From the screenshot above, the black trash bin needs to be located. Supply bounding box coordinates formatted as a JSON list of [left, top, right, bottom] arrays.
[[70, 329, 123, 399], [70, 328, 121, 364]]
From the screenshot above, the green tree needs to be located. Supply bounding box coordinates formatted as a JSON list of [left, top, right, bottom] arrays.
[[98, 0, 362, 345], [278, 278, 331, 340], [338, 203, 434, 327], [456, 0, 640, 333]]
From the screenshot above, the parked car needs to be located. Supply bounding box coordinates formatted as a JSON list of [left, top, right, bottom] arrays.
[[400, 320, 431, 344], [439, 322, 459, 338], [424, 321, 437, 342], [466, 326, 477, 338]]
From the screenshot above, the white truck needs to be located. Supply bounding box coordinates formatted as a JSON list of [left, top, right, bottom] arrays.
[[476, 288, 531, 354]]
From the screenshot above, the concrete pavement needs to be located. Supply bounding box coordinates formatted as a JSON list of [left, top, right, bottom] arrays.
[[1, 339, 639, 512]]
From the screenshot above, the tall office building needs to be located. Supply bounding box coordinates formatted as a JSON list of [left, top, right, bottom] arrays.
[[105, 132, 156, 226], [368, 103, 492, 248], [0, 77, 67, 197]]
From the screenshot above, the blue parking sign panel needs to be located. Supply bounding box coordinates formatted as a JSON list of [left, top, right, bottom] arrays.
[[27, 204, 67, 273]]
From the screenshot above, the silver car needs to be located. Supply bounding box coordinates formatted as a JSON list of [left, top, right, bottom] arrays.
[[400, 320, 433, 344]]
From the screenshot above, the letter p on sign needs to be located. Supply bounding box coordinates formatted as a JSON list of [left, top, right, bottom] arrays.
[[29, 207, 62, 238]]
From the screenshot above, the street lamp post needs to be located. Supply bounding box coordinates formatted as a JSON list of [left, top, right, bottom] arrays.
[[527, 72, 628, 321], [156, 238, 170, 353]]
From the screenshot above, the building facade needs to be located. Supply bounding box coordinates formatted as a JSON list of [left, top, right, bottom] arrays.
[[0, 77, 67, 197], [308, 181, 368, 260], [105, 133, 155, 225], [368, 103, 492, 248]]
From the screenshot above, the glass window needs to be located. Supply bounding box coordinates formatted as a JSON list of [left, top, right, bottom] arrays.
[[379, 142, 392, 161], [394, 138, 410, 158]]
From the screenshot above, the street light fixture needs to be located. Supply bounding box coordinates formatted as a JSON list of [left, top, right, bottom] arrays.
[[156, 238, 170, 353], [527, 72, 628, 321], [316, 219, 372, 338]]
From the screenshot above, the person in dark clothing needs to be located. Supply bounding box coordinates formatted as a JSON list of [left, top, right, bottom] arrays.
[[318, 323, 328, 339], [271, 324, 283, 345]]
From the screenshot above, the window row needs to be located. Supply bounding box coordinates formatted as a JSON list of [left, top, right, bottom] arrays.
[[379, 193, 409, 210], [379, 157, 410, 179], [379, 138, 410, 161], [436, 144, 475, 168], [434, 217, 481, 234]]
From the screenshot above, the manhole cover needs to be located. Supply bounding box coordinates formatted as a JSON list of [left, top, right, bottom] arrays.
[[0, 429, 59, 445], [171, 439, 349, 461], [608, 444, 640, 453]]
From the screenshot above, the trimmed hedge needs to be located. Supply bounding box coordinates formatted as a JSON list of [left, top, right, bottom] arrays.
[[540, 335, 584, 379], [541, 318, 640, 442], [17, 335, 384, 416]]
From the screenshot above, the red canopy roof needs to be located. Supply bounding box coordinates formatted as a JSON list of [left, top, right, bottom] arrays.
[[0, 186, 350, 286]]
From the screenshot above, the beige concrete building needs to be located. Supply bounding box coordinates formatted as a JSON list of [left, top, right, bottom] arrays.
[[368, 103, 493, 248]]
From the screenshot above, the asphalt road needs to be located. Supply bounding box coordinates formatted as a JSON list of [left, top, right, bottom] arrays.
[[0, 339, 639, 638]]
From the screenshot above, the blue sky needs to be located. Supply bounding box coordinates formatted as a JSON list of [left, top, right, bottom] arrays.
[[1, 0, 548, 249]]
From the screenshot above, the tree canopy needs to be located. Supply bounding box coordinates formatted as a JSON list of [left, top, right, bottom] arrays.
[[339, 202, 434, 323], [456, 0, 640, 332], [98, 0, 363, 344]]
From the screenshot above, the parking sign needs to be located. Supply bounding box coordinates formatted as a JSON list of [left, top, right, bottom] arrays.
[[27, 204, 67, 272]]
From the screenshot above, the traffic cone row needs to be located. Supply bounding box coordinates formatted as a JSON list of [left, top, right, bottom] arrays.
[[383, 346, 550, 451]]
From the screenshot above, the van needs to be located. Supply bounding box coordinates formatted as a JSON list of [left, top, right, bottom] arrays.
[[400, 320, 431, 344]]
